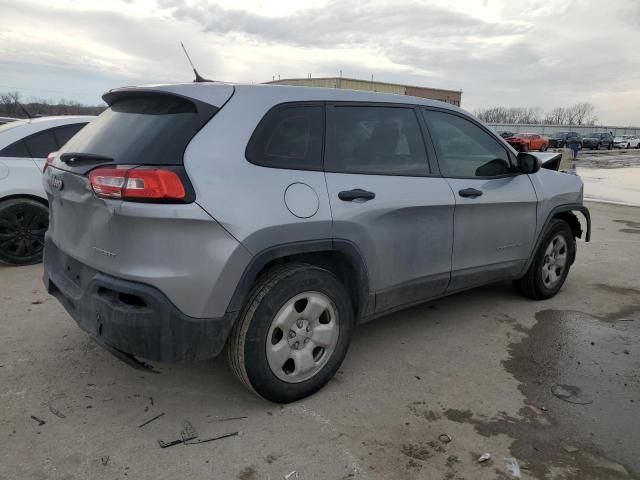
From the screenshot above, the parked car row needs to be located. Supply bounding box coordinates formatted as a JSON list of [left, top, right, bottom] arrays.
[[499, 130, 640, 150]]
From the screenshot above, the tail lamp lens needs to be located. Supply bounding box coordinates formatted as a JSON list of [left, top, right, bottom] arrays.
[[89, 168, 186, 201], [44, 152, 56, 173]]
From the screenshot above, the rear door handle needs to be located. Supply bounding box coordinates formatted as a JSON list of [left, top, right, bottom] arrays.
[[338, 189, 376, 202], [458, 188, 483, 198]]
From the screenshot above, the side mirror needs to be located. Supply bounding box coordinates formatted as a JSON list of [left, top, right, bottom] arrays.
[[517, 152, 541, 174]]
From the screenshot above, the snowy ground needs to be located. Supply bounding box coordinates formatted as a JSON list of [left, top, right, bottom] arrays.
[[574, 149, 640, 207]]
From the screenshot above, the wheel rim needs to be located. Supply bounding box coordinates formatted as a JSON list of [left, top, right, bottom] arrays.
[[266, 291, 339, 383], [541, 234, 568, 288], [0, 204, 48, 261]]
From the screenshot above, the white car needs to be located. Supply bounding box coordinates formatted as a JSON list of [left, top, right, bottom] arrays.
[[613, 135, 640, 149], [0, 116, 94, 265]]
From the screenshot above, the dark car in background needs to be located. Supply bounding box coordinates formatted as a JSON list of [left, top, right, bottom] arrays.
[[548, 131, 582, 148], [582, 132, 614, 150], [498, 131, 515, 139]]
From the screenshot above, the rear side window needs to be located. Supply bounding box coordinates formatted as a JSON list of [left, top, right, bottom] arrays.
[[0, 123, 89, 158], [246, 105, 323, 170], [24, 129, 58, 158], [53, 123, 86, 147], [0, 139, 30, 158], [424, 109, 511, 178], [57, 94, 218, 169], [325, 106, 429, 176]]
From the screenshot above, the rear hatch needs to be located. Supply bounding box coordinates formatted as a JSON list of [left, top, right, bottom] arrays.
[[44, 84, 234, 272]]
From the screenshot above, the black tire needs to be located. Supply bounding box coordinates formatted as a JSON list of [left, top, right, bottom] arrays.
[[597, 143, 601, 150], [0, 198, 49, 266], [607, 143, 612, 150], [514, 219, 576, 300], [540, 143, 548, 152], [520, 143, 529, 152], [227, 263, 354, 403]]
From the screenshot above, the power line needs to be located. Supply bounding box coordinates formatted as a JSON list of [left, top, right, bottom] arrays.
[[0, 84, 101, 98]]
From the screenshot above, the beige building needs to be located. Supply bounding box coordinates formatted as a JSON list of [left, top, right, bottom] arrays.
[[264, 77, 462, 106]]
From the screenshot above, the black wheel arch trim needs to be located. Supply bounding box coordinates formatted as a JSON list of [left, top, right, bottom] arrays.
[[522, 203, 591, 274], [226, 239, 373, 319]]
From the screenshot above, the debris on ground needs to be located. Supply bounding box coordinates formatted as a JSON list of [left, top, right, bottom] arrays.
[[563, 445, 579, 453], [48, 404, 66, 419], [186, 432, 239, 445], [477, 453, 491, 463], [438, 433, 452, 443], [30, 415, 45, 426], [540, 406, 548, 411], [138, 412, 165, 428], [101, 456, 110, 466], [504, 457, 521, 478], [284, 471, 299, 480], [31, 300, 43, 305], [551, 384, 593, 405], [157, 419, 238, 448], [206, 415, 248, 423]]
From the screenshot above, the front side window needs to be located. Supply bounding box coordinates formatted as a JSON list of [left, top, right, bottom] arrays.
[[246, 104, 323, 170], [325, 106, 429, 175], [424, 109, 511, 178]]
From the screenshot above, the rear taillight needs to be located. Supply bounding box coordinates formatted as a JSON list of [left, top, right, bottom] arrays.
[[89, 167, 186, 201], [44, 152, 55, 173]]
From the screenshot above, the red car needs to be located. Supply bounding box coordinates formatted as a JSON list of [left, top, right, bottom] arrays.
[[505, 133, 549, 152]]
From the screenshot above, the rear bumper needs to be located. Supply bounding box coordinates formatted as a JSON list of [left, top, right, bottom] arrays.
[[43, 237, 235, 363]]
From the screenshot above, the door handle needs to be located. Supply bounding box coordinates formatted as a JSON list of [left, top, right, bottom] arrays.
[[458, 188, 483, 198], [338, 189, 376, 201]]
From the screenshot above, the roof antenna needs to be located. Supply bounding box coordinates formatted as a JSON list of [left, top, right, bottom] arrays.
[[180, 42, 212, 83], [17, 102, 33, 119]]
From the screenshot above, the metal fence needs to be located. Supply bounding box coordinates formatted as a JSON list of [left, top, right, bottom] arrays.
[[486, 123, 640, 136]]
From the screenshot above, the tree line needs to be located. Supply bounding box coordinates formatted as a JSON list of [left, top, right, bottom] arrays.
[[474, 102, 597, 126], [0, 92, 105, 118]]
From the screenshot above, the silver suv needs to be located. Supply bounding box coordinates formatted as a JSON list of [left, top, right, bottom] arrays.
[[42, 83, 591, 402]]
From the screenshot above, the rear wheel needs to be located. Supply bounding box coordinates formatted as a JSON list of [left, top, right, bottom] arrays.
[[227, 263, 354, 402], [540, 143, 548, 152], [0, 198, 49, 266], [514, 219, 575, 300]]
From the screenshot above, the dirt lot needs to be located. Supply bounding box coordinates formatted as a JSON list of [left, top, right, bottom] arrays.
[[1, 202, 639, 480]]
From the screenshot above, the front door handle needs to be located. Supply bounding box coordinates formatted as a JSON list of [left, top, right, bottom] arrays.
[[458, 188, 483, 198], [338, 189, 376, 202]]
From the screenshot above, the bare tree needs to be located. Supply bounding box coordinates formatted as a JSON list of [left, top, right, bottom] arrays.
[[0, 92, 105, 118], [477, 103, 598, 126]]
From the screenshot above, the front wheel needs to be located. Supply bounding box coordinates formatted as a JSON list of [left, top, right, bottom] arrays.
[[514, 219, 575, 300], [0, 198, 49, 266], [227, 263, 354, 402]]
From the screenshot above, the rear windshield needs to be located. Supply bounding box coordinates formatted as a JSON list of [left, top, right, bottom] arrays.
[[58, 93, 217, 167]]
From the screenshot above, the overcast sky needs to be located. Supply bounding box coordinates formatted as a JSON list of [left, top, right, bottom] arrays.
[[1, 0, 639, 124]]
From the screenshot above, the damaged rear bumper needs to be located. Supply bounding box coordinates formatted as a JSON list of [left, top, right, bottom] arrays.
[[43, 237, 235, 364]]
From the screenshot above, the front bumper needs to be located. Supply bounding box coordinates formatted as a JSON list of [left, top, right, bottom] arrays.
[[43, 237, 235, 363]]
